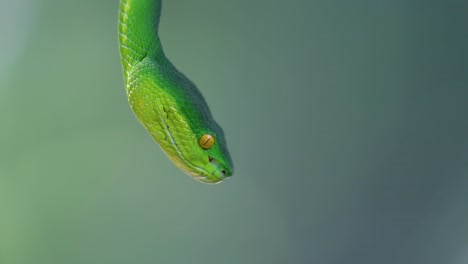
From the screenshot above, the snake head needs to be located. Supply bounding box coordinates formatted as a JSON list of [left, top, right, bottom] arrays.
[[164, 127, 234, 184], [196, 131, 234, 183], [127, 58, 234, 184], [162, 136, 234, 184]]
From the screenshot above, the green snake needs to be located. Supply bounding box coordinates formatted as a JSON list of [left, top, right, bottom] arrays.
[[118, 0, 233, 184]]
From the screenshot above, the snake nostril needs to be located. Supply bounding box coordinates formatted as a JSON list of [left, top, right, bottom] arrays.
[[221, 170, 226, 175], [209, 156, 214, 162]]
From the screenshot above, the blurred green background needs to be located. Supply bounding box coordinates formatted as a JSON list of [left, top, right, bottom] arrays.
[[1, 0, 467, 263]]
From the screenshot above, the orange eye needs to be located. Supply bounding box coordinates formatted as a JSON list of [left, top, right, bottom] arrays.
[[198, 134, 215, 149]]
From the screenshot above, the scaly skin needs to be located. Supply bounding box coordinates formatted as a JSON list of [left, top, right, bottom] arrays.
[[118, 0, 233, 183]]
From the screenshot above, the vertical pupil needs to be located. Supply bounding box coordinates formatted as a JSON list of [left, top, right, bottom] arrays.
[[199, 134, 215, 149]]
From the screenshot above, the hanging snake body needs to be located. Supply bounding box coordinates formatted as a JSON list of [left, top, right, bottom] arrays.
[[118, 0, 233, 184]]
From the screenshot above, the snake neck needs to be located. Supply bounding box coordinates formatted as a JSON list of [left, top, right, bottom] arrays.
[[118, 0, 164, 82]]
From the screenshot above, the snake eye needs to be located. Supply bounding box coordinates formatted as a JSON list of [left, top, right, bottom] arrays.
[[199, 134, 215, 149]]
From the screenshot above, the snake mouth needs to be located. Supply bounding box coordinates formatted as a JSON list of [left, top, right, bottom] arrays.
[[172, 155, 230, 184], [185, 156, 231, 184]]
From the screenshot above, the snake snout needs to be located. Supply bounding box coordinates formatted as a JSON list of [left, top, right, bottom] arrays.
[[208, 156, 232, 179]]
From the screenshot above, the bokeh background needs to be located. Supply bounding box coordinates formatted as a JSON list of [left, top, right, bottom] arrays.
[[1, 0, 467, 263]]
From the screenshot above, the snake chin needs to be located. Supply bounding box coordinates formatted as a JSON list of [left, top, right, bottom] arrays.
[[189, 156, 232, 184], [165, 150, 232, 184]]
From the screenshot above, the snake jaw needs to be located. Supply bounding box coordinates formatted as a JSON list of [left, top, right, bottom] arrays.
[[164, 150, 231, 184], [193, 156, 231, 184]]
